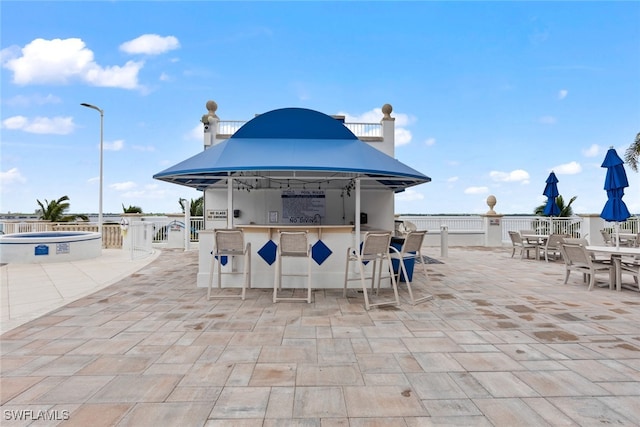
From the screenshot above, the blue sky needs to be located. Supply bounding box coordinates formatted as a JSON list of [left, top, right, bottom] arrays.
[[1, 1, 639, 216]]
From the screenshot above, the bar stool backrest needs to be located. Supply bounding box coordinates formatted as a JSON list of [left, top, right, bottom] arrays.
[[402, 231, 426, 253], [215, 230, 244, 254], [362, 232, 392, 257], [279, 231, 309, 257]]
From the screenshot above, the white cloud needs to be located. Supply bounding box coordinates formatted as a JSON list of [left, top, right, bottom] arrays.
[[1, 38, 142, 89], [489, 169, 530, 183], [120, 34, 180, 55], [464, 186, 489, 194], [104, 140, 124, 151], [187, 123, 203, 140], [552, 161, 582, 174], [395, 128, 412, 146], [0, 168, 27, 186], [120, 183, 168, 202], [5, 93, 61, 107], [582, 144, 600, 157], [2, 115, 75, 134], [110, 181, 137, 191], [447, 176, 458, 183], [424, 137, 436, 146], [558, 89, 568, 100], [538, 116, 557, 124], [395, 188, 424, 202]]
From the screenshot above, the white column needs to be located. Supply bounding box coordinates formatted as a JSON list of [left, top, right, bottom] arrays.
[[227, 177, 233, 229], [381, 103, 395, 158], [355, 178, 361, 247]]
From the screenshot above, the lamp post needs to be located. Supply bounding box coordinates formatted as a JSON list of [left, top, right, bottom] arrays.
[[80, 103, 104, 238]]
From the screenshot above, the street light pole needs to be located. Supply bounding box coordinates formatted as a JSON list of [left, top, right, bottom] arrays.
[[80, 103, 104, 239]]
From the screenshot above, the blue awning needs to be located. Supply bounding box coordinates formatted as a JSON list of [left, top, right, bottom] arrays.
[[153, 107, 431, 192]]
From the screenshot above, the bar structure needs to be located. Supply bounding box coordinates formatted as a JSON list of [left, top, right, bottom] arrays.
[[154, 101, 431, 288]]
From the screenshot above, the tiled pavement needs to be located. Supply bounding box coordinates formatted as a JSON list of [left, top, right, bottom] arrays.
[[1, 247, 639, 426]]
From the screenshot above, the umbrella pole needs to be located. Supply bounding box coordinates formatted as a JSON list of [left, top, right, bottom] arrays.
[[616, 222, 620, 249]]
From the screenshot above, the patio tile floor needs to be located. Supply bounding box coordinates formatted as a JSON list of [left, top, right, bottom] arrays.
[[1, 246, 639, 426]]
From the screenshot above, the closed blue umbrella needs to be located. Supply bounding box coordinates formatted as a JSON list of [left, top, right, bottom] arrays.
[[543, 171, 560, 217], [600, 147, 631, 247]]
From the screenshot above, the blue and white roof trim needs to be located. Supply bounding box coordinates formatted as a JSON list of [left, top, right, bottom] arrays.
[[153, 107, 431, 192]]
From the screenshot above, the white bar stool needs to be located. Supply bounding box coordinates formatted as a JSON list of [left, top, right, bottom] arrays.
[[389, 231, 433, 305], [343, 231, 399, 310], [273, 231, 312, 303], [208, 229, 251, 300]]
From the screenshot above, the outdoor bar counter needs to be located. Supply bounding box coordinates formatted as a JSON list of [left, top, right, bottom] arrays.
[[198, 225, 373, 289], [153, 102, 431, 293]]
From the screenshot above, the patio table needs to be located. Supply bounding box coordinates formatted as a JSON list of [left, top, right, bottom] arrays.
[[521, 233, 549, 243], [521, 234, 549, 258], [586, 245, 640, 291]]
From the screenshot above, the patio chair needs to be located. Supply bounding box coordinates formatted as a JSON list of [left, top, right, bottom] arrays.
[[508, 231, 538, 260], [343, 231, 399, 310], [389, 231, 433, 305], [563, 237, 612, 263], [273, 231, 312, 303], [600, 229, 613, 246], [520, 229, 542, 245], [560, 242, 613, 291], [619, 257, 640, 292], [208, 229, 251, 300], [539, 233, 569, 262]]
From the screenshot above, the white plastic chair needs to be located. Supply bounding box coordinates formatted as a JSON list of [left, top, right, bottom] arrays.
[[560, 242, 613, 291], [273, 231, 312, 303], [343, 231, 399, 310], [508, 231, 538, 259], [539, 233, 569, 262], [208, 229, 251, 300], [389, 231, 433, 305]]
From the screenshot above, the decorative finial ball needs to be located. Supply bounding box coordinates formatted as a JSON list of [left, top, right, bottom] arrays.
[[382, 103, 392, 117], [486, 195, 497, 214], [207, 101, 218, 114], [206, 100, 218, 113]]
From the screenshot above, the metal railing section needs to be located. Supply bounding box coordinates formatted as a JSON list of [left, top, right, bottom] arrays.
[[397, 215, 483, 232], [343, 122, 382, 138], [215, 120, 382, 139], [500, 217, 583, 241], [217, 120, 246, 136]]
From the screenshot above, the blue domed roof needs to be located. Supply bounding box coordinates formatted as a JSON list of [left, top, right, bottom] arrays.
[[154, 106, 430, 191], [232, 108, 357, 140]]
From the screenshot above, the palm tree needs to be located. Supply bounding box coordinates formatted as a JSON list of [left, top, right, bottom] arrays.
[[122, 204, 143, 214], [36, 195, 89, 222], [179, 197, 203, 216], [534, 195, 577, 217], [624, 131, 640, 172]]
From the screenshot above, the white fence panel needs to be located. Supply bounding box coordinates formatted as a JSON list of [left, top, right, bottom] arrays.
[[129, 222, 154, 260], [397, 215, 483, 232]]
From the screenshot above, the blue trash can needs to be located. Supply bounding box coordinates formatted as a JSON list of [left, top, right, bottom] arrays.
[[390, 237, 415, 282]]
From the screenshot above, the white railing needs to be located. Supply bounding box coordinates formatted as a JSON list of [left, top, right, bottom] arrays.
[[604, 217, 640, 234], [398, 215, 585, 243], [191, 217, 205, 241], [398, 215, 483, 232], [216, 120, 382, 139], [0, 221, 51, 234], [344, 122, 382, 139], [501, 217, 583, 241], [217, 121, 246, 136]]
